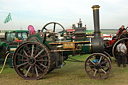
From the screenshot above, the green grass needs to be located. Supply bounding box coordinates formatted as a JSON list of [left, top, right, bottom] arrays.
[[0, 54, 128, 85]]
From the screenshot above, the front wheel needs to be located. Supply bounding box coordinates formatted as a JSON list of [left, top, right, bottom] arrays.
[[85, 53, 111, 79]]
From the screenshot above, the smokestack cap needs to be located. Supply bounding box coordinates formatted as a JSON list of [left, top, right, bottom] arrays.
[[92, 5, 100, 10]]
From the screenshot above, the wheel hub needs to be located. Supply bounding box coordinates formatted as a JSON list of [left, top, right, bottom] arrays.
[[95, 64, 100, 69], [28, 57, 36, 65]]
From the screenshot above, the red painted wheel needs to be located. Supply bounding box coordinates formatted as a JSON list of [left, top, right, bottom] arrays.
[[13, 42, 51, 80]]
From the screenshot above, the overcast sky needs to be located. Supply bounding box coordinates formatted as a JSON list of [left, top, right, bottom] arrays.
[[0, 0, 128, 30]]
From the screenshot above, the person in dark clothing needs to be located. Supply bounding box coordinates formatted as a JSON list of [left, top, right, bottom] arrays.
[[116, 25, 127, 38], [116, 40, 127, 67]]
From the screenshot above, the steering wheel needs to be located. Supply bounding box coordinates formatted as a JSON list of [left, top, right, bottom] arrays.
[[42, 22, 65, 33]]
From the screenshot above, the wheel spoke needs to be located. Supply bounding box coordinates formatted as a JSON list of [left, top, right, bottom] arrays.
[[101, 66, 108, 68], [18, 59, 27, 62], [101, 60, 107, 65], [93, 69, 98, 77], [17, 62, 28, 68], [25, 45, 31, 54], [86, 64, 94, 67], [87, 68, 94, 73], [35, 66, 39, 77], [98, 56, 103, 64], [53, 23, 56, 32], [89, 59, 95, 65], [24, 66, 32, 77], [35, 49, 44, 58], [31, 44, 34, 57], [44, 27, 48, 31], [35, 45, 39, 55], [23, 49, 29, 57], [17, 53, 26, 58], [22, 64, 29, 72], [101, 69, 107, 74], [37, 55, 48, 59], [98, 69, 101, 77], [31, 66, 34, 77], [38, 62, 47, 68], [94, 55, 96, 61], [37, 59, 48, 62], [35, 64, 44, 72]]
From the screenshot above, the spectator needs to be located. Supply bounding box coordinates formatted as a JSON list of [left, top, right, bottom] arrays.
[[116, 40, 127, 67]]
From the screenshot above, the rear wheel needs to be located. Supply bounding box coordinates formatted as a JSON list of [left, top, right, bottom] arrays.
[[13, 42, 51, 80]]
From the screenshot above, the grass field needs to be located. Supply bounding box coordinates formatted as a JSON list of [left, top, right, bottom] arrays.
[[0, 54, 128, 85]]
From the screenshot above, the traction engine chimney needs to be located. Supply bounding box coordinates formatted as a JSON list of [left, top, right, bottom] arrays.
[[91, 5, 104, 53], [92, 5, 101, 38]]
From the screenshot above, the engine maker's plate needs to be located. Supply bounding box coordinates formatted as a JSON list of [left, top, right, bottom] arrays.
[[63, 42, 75, 49]]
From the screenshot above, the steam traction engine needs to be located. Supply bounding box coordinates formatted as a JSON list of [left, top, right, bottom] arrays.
[[13, 5, 112, 80]]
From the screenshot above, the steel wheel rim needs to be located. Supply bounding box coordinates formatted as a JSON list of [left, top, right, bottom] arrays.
[[13, 42, 50, 80], [103, 51, 112, 63], [85, 53, 111, 79]]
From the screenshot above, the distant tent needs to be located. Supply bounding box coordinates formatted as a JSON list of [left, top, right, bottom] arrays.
[[28, 25, 36, 35]]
